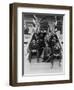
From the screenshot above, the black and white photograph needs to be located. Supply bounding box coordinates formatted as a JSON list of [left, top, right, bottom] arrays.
[[22, 13, 64, 75]]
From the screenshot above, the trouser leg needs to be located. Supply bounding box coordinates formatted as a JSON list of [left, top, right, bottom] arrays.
[[58, 55, 62, 67], [50, 55, 55, 68], [29, 51, 31, 63], [37, 50, 39, 62]]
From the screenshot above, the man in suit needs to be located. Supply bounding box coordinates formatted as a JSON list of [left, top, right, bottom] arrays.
[[42, 42, 51, 62]]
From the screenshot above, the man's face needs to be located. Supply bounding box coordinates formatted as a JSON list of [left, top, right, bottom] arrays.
[[46, 43, 48, 47], [52, 37, 56, 42], [32, 40, 35, 44]]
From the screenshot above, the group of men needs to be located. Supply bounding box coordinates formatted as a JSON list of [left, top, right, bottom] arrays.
[[28, 26, 62, 67], [43, 31, 62, 67]]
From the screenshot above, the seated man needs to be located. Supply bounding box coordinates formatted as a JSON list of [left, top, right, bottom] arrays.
[[46, 42, 62, 68], [42, 42, 51, 62], [28, 39, 39, 63]]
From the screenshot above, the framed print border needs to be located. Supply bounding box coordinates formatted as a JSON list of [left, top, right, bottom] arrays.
[[9, 3, 72, 86]]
